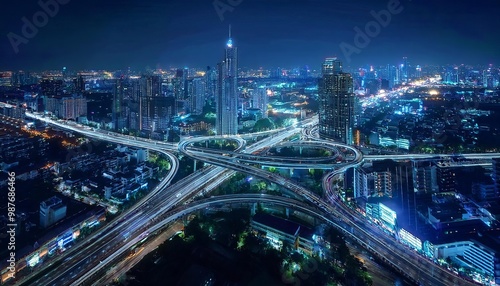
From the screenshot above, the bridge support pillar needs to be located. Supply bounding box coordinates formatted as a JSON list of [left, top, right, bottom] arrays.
[[299, 146, 303, 155], [251, 203, 256, 215], [285, 207, 290, 218], [193, 160, 197, 172]]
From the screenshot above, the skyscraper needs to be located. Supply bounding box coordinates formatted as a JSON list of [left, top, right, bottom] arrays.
[[402, 56, 408, 82], [188, 77, 206, 115], [252, 87, 268, 118], [318, 58, 355, 144], [139, 75, 174, 132], [493, 158, 500, 196], [216, 26, 239, 135], [113, 77, 125, 130]]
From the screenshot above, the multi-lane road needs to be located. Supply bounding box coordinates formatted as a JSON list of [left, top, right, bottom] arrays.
[[179, 130, 479, 286], [16, 112, 489, 285], [15, 112, 305, 285]]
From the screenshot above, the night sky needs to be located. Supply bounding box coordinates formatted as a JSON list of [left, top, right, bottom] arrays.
[[1, 0, 499, 71]]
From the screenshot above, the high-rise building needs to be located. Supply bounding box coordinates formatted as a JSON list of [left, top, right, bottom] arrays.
[[205, 66, 217, 102], [188, 77, 206, 115], [173, 69, 186, 101], [415, 65, 422, 78], [113, 78, 125, 130], [402, 56, 408, 82], [59, 95, 87, 120], [483, 68, 494, 88], [436, 162, 457, 193], [412, 160, 438, 194], [353, 168, 369, 199], [493, 158, 500, 195], [216, 27, 239, 135], [375, 171, 392, 197], [74, 75, 85, 94], [318, 58, 355, 144], [138, 75, 174, 132], [41, 79, 63, 96], [252, 87, 268, 118]]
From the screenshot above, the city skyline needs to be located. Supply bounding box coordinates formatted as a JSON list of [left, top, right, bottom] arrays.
[[1, 1, 500, 285], [1, 0, 500, 71]]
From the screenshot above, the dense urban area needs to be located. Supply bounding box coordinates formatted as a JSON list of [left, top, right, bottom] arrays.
[[0, 2, 499, 285]]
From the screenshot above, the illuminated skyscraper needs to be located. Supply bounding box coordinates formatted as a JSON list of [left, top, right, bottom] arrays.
[[139, 75, 174, 132], [402, 56, 408, 82], [216, 26, 239, 135], [113, 77, 124, 130], [318, 58, 355, 144], [251, 87, 268, 118], [188, 77, 206, 115]]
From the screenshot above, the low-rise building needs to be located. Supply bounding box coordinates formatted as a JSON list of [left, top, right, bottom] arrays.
[[40, 196, 67, 229], [251, 213, 315, 254]]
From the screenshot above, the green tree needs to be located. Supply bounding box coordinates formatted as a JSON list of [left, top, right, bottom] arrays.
[[253, 118, 276, 131]]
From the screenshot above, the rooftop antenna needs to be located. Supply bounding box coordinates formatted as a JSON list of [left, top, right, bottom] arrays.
[[229, 24, 231, 38]]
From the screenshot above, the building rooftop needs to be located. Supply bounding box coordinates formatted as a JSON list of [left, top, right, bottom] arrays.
[[41, 196, 63, 208], [252, 213, 314, 240]]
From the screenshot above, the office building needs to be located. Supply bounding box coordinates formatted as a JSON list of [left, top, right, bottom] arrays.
[[215, 27, 239, 135], [138, 75, 174, 132], [113, 77, 125, 130], [436, 162, 457, 193], [412, 160, 438, 194], [188, 77, 206, 115], [318, 58, 355, 144], [432, 239, 500, 284], [40, 196, 67, 228], [251, 87, 268, 118], [402, 57, 409, 82]]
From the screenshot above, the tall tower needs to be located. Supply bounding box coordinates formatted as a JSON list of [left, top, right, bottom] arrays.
[[318, 57, 355, 144], [113, 77, 124, 130], [216, 25, 239, 135], [402, 56, 408, 82]]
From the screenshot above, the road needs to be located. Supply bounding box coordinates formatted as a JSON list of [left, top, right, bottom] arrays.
[[19, 111, 481, 286], [178, 131, 477, 286], [16, 114, 303, 286], [94, 221, 184, 285]]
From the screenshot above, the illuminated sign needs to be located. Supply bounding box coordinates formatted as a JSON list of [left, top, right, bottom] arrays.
[[379, 203, 397, 227], [399, 228, 422, 251]]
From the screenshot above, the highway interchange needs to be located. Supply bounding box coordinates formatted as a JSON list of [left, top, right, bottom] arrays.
[[13, 112, 500, 286]]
